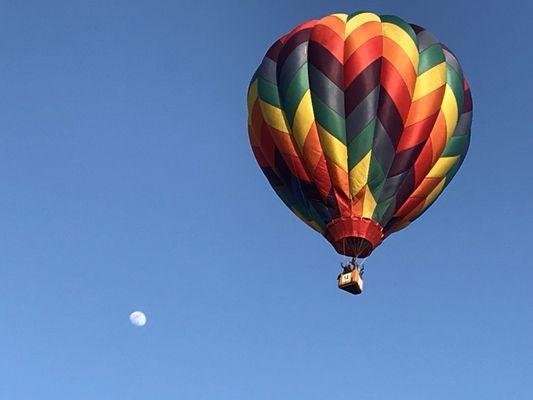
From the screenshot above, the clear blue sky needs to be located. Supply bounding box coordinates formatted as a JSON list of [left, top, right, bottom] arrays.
[[0, 1, 531, 399]]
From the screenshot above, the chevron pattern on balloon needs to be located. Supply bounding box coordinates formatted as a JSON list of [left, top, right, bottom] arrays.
[[247, 11, 472, 257]]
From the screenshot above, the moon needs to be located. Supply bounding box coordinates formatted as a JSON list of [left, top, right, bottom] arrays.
[[129, 311, 147, 327]]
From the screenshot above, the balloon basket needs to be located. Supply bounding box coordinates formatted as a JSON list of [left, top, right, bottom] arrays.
[[338, 269, 364, 295]]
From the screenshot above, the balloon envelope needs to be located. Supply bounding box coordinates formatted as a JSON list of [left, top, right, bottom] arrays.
[[247, 12, 472, 257]]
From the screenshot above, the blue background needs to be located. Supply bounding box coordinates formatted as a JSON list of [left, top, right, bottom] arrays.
[[1, 0, 531, 399]]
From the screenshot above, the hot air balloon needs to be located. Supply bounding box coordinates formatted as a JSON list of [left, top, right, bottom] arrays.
[[247, 12, 472, 294]]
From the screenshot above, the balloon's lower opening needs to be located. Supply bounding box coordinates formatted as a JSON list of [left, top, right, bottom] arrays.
[[334, 237, 373, 257], [325, 217, 384, 257]]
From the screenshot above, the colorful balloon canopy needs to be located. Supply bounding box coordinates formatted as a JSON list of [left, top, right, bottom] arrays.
[[247, 12, 472, 257]]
